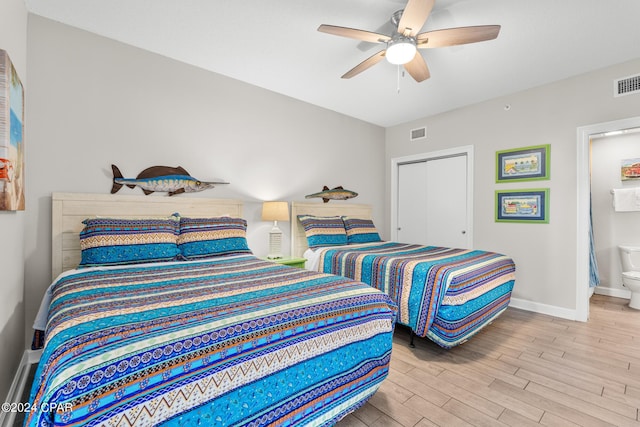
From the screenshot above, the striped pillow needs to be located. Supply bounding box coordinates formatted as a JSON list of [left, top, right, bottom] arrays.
[[79, 216, 180, 267], [342, 216, 382, 244], [298, 215, 348, 248], [178, 217, 252, 259]]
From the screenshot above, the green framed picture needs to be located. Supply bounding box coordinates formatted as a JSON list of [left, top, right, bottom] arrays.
[[495, 188, 549, 223], [496, 144, 550, 183]]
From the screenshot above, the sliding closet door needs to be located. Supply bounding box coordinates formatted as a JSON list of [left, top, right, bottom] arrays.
[[397, 161, 428, 244], [396, 154, 468, 248], [425, 154, 468, 248]]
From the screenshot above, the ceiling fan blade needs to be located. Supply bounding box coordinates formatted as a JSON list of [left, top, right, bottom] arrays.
[[416, 25, 501, 48], [397, 0, 435, 37], [403, 52, 430, 82], [357, 19, 397, 52], [318, 24, 390, 43], [341, 50, 387, 79]]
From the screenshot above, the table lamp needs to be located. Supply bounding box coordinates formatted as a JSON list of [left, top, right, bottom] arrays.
[[261, 201, 289, 259]]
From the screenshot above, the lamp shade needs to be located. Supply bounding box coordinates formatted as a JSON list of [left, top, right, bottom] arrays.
[[261, 201, 289, 222], [386, 38, 417, 65]]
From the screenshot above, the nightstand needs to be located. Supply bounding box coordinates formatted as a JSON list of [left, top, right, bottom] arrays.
[[262, 256, 307, 269]]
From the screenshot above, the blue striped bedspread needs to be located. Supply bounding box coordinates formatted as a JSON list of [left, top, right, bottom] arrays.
[[26, 255, 396, 427], [316, 242, 515, 348]]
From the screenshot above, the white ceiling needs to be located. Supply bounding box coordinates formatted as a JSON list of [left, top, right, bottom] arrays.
[[25, 0, 640, 127]]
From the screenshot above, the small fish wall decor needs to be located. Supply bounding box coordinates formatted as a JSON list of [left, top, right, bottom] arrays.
[[111, 165, 228, 196], [305, 186, 358, 203]]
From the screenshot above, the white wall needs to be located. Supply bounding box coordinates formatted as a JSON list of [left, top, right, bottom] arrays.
[[386, 58, 640, 317], [591, 131, 640, 295], [0, 0, 27, 400], [24, 15, 385, 343]]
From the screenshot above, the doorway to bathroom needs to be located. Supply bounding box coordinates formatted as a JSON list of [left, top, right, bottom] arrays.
[[590, 129, 640, 298], [576, 116, 640, 321]]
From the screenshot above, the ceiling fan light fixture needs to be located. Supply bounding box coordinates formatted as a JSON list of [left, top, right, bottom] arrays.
[[386, 37, 416, 65], [318, 0, 500, 82]]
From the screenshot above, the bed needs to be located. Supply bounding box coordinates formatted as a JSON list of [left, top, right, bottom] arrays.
[[291, 201, 515, 350], [25, 193, 396, 427]]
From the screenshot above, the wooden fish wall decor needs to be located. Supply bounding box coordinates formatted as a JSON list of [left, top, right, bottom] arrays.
[[111, 165, 228, 196], [305, 186, 358, 203]]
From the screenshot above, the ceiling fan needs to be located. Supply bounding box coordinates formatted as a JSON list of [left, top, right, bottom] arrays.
[[318, 0, 500, 82]]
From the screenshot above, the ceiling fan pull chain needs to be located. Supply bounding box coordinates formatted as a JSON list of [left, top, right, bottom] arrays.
[[397, 64, 401, 94]]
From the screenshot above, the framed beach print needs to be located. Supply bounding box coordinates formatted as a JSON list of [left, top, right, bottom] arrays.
[[496, 144, 550, 183], [495, 189, 549, 223], [0, 49, 25, 211]]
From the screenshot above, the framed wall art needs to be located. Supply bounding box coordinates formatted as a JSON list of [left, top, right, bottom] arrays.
[[621, 158, 640, 181], [0, 49, 25, 211], [496, 144, 550, 183], [495, 189, 549, 223]]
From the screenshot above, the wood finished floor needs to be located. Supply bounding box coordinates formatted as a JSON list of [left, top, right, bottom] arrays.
[[337, 295, 640, 427]]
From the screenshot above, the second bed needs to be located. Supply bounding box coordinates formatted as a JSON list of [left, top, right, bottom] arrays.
[[291, 201, 516, 349]]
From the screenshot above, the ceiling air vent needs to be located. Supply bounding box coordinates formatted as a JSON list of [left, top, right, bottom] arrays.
[[410, 126, 427, 141], [614, 74, 640, 97]]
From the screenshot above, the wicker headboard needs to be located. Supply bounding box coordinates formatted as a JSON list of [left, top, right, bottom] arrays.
[[290, 201, 373, 258], [51, 192, 243, 280]]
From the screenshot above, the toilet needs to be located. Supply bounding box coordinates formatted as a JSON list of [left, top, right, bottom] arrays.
[[618, 245, 640, 309]]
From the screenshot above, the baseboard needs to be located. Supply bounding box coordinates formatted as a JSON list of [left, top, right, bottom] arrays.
[[0, 349, 41, 427], [594, 286, 631, 299], [509, 297, 578, 321]]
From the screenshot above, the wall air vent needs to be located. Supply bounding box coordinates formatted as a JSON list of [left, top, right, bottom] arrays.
[[410, 126, 427, 141], [614, 74, 640, 97]]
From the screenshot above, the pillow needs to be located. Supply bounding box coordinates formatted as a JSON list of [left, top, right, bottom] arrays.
[[178, 217, 252, 259], [342, 216, 382, 244], [79, 216, 180, 267], [297, 215, 348, 248]]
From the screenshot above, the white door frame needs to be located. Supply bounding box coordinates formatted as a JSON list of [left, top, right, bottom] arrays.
[[576, 116, 640, 321], [390, 145, 474, 248]]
